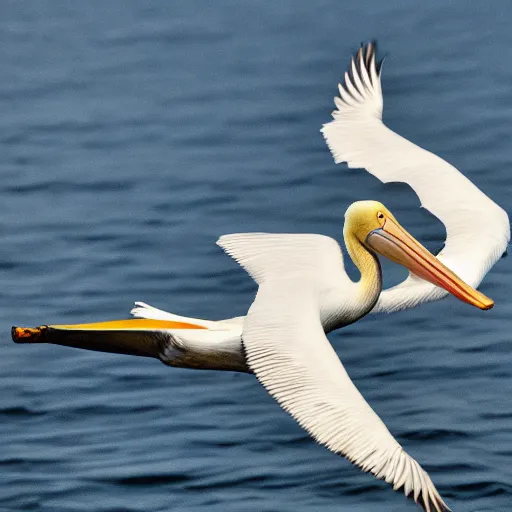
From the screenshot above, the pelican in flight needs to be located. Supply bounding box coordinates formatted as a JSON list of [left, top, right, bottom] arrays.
[[13, 43, 508, 511]]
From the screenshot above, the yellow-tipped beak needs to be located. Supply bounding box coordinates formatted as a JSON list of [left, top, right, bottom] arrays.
[[366, 218, 494, 310]]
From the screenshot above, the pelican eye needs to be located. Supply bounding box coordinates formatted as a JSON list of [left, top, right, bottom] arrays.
[[377, 212, 385, 220]]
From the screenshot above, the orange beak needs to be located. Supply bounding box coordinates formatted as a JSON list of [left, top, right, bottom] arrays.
[[366, 217, 493, 310]]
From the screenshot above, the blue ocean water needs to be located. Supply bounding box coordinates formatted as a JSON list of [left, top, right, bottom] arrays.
[[1, 1, 511, 511]]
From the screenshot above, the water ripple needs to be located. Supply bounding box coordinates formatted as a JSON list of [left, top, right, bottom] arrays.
[[2, 2, 512, 512]]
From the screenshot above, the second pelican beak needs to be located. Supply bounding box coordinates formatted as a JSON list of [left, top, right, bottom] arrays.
[[366, 218, 494, 310]]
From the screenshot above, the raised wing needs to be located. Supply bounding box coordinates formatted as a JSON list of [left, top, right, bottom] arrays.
[[321, 42, 509, 313], [217, 232, 351, 289], [242, 280, 451, 512]]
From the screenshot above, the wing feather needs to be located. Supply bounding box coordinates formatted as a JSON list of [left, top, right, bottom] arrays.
[[321, 42, 509, 313], [217, 233, 350, 289], [243, 282, 451, 511]]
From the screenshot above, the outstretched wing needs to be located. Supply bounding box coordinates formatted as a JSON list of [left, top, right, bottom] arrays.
[[242, 280, 451, 512], [321, 42, 509, 313], [219, 233, 451, 511]]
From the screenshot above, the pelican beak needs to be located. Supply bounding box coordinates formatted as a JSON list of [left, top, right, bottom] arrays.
[[366, 218, 494, 310]]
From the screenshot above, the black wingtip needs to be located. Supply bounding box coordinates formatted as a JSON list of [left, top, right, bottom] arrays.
[[357, 40, 384, 76], [362, 40, 385, 77], [344, 40, 383, 96], [416, 493, 452, 512]]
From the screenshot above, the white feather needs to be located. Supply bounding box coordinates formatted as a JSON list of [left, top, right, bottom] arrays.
[[130, 301, 217, 328], [217, 233, 351, 288], [241, 278, 450, 512], [130, 301, 244, 332], [321, 42, 509, 313]]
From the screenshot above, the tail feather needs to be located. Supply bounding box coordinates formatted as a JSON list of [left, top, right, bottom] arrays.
[[131, 302, 182, 321], [130, 302, 217, 329]]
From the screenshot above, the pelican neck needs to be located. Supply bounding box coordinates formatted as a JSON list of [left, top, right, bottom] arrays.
[[343, 228, 383, 315]]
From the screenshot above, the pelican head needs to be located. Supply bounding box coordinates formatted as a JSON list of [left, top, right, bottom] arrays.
[[345, 200, 494, 310]]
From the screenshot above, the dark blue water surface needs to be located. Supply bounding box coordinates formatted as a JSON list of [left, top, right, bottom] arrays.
[[1, 2, 512, 511]]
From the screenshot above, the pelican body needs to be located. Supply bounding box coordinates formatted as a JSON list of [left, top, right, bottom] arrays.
[[13, 200, 492, 373], [13, 200, 493, 512], [12, 42, 509, 512]]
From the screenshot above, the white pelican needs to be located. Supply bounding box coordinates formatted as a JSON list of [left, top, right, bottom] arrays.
[[12, 43, 509, 511], [12, 202, 495, 512]]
